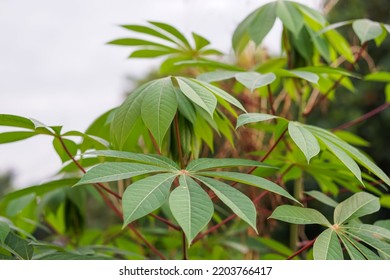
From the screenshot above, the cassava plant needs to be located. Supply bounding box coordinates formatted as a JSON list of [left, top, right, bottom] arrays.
[[1, 0, 390, 260]]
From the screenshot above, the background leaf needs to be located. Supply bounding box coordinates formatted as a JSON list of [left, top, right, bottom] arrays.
[[352, 19, 383, 43]]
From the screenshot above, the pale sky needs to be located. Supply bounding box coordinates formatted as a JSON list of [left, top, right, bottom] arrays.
[[0, 0, 322, 187]]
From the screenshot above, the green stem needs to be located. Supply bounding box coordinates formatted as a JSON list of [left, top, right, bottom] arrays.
[[290, 176, 304, 250]]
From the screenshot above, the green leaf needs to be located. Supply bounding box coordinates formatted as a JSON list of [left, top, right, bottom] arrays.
[[174, 88, 197, 124], [196, 176, 257, 232], [63, 130, 109, 150], [338, 233, 366, 260], [295, 2, 327, 26], [0, 221, 10, 244], [248, 3, 277, 45], [149, 21, 191, 48], [141, 77, 178, 147], [343, 224, 390, 241], [107, 38, 177, 51], [364, 71, 390, 82], [236, 113, 280, 128], [352, 19, 383, 44], [375, 25, 388, 46], [313, 228, 343, 260], [333, 130, 369, 147], [325, 30, 355, 63], [306, 125, 390, 186], [347, 239, 381, 260], [0, 178, 79, 205], [88, 150, 179, 170], [0, 114, 35, 129], [111, 81, 153, 149], [232, 3, 277, 53], [296, 66, 359, 78], [196, 171, 299, 204], [0, 131, 37, 144], [235, 72, 276, 91], [316, 135, 363, 184], [186, 158, 274, 172], [192, 32, 210, 50], [275, 69, 319, 83], [305, 191, 338, 207], [3, 232, 34, 260], [197, 71, 238, 83], [176, 77, 217, 116], [346, 229, 390, 258], [52, 137, 78, 163], [75, 162, 171, 186], [129, 49, 173, 58], [121, 24, 177, 44], [276, 1, 304, 36], [169, 176, 213, 244], [269, 205, 331, 226], [288, 122, 320, 163], [122, 173, 176, 226], [193, 79, 247, 112], [334, 192, 380, 224]]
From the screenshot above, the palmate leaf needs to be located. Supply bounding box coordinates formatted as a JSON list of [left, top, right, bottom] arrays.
[[74, 162, 171, 186], [269, 205, 331, 226], [313, 228, 343, 260], [195, 176, 257, 232], [185, 158, 274, 172], [141, 77, 178, 147], [122, 173, 176, 226], [169, 176, 213, 245], [195, 171, 299, 204], [288, 122, 320, 163], [334, 192, 380, 224]]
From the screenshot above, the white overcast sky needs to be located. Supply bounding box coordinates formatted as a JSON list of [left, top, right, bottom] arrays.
[[0, 0, 322, 187]]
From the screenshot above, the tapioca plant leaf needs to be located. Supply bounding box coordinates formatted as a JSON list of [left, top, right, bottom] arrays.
[[74, 162, 172, 186], [169, 176, 213, 245], [313, 228, 343, 260], [122, 173, 176, 226], [196, 176, 257, 232], [269, 205, 331, 226]]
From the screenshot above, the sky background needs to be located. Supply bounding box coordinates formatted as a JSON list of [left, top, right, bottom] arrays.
[[0, 0, 321, 187]]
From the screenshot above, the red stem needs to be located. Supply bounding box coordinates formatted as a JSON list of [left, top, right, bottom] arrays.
[[287, 238, 316, 260], [332, 102, 390, 131]]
